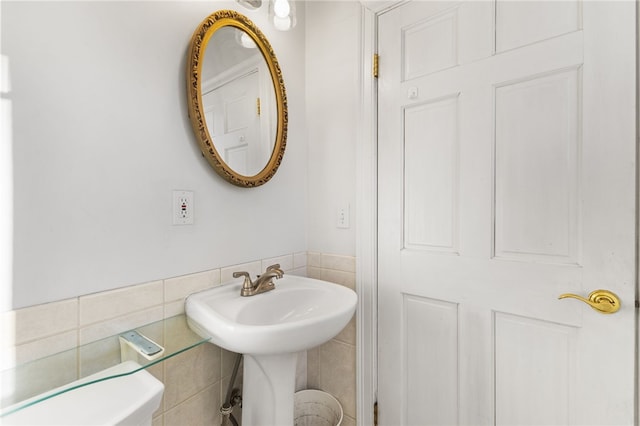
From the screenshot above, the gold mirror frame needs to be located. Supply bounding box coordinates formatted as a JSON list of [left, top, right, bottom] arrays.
[[187, 10, 288, 187]]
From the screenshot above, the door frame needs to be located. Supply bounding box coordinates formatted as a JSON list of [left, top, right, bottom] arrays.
[[354, 2, 639, 425], [355, 2, 403, 425]]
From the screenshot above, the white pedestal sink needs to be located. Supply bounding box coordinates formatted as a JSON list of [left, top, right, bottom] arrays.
[[185, 275, 357, 426]]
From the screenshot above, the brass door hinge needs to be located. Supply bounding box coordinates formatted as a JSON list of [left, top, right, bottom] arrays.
[[373, 53, 379, 78], [257, 97, 261, 116], [374, 401, 378, 426]]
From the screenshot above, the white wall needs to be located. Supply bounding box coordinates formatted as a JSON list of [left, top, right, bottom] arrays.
[[306, 1, 360, 257], [2, 1, 307, 309]]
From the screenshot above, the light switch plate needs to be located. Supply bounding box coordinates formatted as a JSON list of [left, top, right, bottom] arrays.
[[337, 205, 350, 229]]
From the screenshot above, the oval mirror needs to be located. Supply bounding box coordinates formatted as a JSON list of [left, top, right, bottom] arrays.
[[187, 10, 287, 187]]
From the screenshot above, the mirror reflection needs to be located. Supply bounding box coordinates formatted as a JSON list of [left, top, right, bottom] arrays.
[[201, 26, 277, 177]]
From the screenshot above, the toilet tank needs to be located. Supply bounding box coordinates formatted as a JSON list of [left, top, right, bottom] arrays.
[[2, 361, 164, 426]]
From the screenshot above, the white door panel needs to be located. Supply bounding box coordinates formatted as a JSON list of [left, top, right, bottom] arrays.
[[403, 94, 460, 253], [495, 0, 580, 52], [377, 1, 636, 425], [202, 70, 260, 176]]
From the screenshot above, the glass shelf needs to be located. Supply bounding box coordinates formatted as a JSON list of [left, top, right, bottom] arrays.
[[0, 314, 210, 417]]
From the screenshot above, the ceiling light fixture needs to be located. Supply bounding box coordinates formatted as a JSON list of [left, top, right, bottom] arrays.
[[236, 0, 296, 32], [269, 0, 296, 31], [236, 0, 262, 10], [236, 30, 258, 49]]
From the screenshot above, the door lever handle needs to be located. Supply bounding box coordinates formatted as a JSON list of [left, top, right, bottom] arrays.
[[558, 289, 620, 314]]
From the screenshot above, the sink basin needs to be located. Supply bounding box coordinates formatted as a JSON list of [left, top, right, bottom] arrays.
[[186, 274, 357, 425], [185, 275, 357, 355]]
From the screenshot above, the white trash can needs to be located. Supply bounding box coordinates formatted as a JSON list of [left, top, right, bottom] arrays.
[[294, 390, 343, 426]]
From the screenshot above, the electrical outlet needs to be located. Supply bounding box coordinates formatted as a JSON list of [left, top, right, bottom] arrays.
[[173, 191, 194, 225], [337, 205, 350, 229]]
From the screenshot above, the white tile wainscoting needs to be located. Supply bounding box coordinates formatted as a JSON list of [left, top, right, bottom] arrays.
[[307, 252, 357, 426], [1, 251, 357, 426]]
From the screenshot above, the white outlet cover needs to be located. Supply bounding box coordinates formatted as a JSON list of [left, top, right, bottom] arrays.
[[173, 191, 194, 225]]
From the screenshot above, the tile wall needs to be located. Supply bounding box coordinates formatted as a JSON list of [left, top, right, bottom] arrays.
[[307, 252, 357, 426], [0, 251, 357, 426]]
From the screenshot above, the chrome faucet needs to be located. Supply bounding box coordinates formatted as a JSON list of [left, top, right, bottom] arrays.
[[233, 264, 284, 297]]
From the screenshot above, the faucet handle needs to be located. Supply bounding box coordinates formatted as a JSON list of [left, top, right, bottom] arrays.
[[265, 264, 284, 278], [233, 271, 253, 288]]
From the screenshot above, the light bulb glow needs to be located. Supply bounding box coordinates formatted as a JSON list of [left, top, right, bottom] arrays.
[[273, 0, 290, 18], [240, 33, 257, 49], [273, 15, 292, 31]]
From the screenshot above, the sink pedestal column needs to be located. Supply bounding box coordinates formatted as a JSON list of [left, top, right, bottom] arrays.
[[242, 352, 298, 426]]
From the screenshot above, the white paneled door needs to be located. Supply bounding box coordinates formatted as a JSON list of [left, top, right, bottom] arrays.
[[377, 1, 636, 425], [202, 70, 261, 176]]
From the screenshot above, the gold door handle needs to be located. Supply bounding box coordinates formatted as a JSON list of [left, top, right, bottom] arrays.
[[558, 289, 621, 314]]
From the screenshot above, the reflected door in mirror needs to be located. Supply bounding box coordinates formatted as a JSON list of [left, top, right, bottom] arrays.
[[203, 71, 261, 176]]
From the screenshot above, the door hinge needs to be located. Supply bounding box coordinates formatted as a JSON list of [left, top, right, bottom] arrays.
[[635, 300, 639, 308], [257, 97, 261, 116], [374, 401, 378, 426], [373, 53, 379, 78]]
